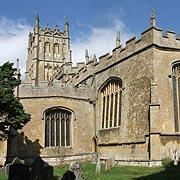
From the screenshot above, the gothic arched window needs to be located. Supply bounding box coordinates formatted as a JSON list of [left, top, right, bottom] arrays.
[[54, 43, 59, 54], [172, 60, 180, 132], [44, 107, 72, 147], [45, 42, 50, 53], [100, 78, 122, 129]]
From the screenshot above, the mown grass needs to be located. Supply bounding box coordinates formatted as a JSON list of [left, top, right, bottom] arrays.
[[55, 162, 180, 180], [1, 162, 180, 180]]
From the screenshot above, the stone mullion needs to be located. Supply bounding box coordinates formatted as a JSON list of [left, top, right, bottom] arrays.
[[49, 113, 52, 146], [64, 112, 67, 146], [54, 112, 56, 146], [104, 88, 107, 129], [51, 113, 55, 146], [118, 90, 122, 126], [61, 112, 65, 146], [45, 115, 50, 147], [114, 92, 118, 127], [66, 113, 70, 146], [56, 112, 59, 146], [116, 84, 120, 127], [178, 76, 180, 132], [112, 83, 116, 128], [106, 85, 111, 128], [109, 84, 112, 128], [101, 93, 105, 129], [59, 112, 62, 146]]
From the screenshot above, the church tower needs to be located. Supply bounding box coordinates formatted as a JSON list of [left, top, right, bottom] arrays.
[[25, 14, 72, 86]]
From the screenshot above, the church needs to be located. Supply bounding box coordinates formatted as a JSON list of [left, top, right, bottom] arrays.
[[0, 10, 180, 166]]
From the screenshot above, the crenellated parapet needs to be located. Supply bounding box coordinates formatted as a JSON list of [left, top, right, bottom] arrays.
[[68, 25, 180, 87], [22, 10, 180, 89]]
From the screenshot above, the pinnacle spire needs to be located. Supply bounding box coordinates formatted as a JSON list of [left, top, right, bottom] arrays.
[[16, 58, 20, 77], [65, 16, 69, 37], [65, 16, 69, 25], [55, 24, 59, 31], [116, 32, 121, 47], [85, 49, 89, 64], [65, 16, 69, 30], [35, 10, 39, 20], [35, 10, 39, 31], [150, 8, 156, 27], [93, 54, 97, 63]]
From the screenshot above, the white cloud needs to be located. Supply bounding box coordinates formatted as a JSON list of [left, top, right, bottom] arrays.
[[71, 17, 133, 65], [0, 16, 31, 77]]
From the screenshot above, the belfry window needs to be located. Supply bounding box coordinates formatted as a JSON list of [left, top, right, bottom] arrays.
[[44, 107, 71, 147], [172, 60, 180, 132], [54, 43, 60, 54], [100, 78, 122, 129], [45, 42, 50, 53]]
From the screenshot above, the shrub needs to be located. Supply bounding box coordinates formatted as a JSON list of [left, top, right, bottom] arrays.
[[161, 157, 173, 167]]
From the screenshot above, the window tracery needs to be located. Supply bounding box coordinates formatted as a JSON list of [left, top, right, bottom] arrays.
[[100, 78, 122, 129], [44, 108, 71, 147]]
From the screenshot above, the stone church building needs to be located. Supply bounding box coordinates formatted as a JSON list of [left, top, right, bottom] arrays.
[[0, 10, 180, 166]]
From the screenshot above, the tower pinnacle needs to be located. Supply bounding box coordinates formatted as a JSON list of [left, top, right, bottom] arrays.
[[35, 11, 39, 33], [116, 32, 121, 47], [85, 49, 89, 64], [150, 9, 156, 27], [65, 16, 69, 38]]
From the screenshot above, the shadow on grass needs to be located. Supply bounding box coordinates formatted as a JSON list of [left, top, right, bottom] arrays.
[[133, 164, 180, 180]]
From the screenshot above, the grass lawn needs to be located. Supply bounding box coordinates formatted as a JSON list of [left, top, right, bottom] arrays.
[[0, 162, 180, 180]]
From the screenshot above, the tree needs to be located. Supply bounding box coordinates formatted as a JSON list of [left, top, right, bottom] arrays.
[[0, 62, 30, 140]]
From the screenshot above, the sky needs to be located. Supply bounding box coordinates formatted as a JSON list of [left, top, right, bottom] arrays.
[[1, 0, 180, 77]]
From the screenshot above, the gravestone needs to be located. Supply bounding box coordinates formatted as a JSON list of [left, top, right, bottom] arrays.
[[173, 148, 179, 166], [96, 152, 101, 173], [69, 161, 84, 180], [5, 163, 12, 175], [8, 160, 30, 180], [105, 158, 112, 171], [41, 166, 54, 180], [30, 156, 54, 180]]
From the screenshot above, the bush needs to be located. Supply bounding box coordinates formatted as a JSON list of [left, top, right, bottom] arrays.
[[161, 157, 173, 167]]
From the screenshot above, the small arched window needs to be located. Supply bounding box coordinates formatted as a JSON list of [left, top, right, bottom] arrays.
[[45, 42, 50, 53], [54, 43, 59, 54], [100, 77, 122, 129], [44, 107, 72, 147]]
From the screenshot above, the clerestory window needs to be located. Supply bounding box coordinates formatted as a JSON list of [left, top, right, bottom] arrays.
[[172, 60, 180, 132], [100, 78, 122, 129], [44, 107, 71, 147]]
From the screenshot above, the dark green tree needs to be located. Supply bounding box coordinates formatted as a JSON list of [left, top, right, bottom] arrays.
[[0, 62, 30, 140]]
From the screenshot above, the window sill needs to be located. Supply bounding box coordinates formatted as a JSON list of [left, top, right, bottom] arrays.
[[99, 126, 120, 132]]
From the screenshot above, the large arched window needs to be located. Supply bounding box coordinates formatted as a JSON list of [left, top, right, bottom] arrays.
[[100, 77, 122, 129], [172, 60, 180, 132], [44, 107, 72, 147]]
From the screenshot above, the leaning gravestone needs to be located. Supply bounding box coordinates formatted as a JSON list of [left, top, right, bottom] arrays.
[[5, 163, 12, 175], [30, 156, 54, 180], [8, 157, 30, 180], [69, 161, 84, 180]]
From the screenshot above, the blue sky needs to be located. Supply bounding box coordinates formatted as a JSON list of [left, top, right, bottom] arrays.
[[0, 0, 180, 75]]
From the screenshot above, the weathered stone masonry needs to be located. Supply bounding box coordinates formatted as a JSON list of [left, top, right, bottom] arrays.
[[1, 10, 180, 166]]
